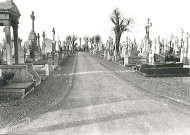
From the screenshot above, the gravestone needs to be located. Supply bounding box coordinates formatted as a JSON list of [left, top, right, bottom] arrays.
[[28, 11, 38, 62], [42, 31, 46, 59], [183, 32, 189, 65], [18, 37, 24, 63], [24, 41, 31, 62]]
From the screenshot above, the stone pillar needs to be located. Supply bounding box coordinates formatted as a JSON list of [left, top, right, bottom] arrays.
[[4, 21, 12, 65], [13, 23, 19, 64], [47, 53, 53, 72], [104, 50, 107, 59], [45, 64, 49, 75], [54, 54, 58, 66]]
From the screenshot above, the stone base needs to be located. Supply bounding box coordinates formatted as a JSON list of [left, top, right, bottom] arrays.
[[0, 65, 34, 82], [136, 62, 189, 77], [124, 56, 147, 67], [0, 82, 35, 99]]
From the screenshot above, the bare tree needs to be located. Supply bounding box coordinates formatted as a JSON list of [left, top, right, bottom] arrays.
[[83, 36, 90, 50], [110, 8, 134, 53], [94, 34, 101, 45], [89, 36, 95, 49], [89, 35, 101, 50], [66, 34, 78, 50], [83, 36, 90, 44]]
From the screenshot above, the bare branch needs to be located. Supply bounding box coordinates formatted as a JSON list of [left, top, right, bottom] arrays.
[[111, 18, 116, 24]]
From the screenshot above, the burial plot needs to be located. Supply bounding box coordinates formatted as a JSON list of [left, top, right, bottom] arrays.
[[0, 0, 41, 99]]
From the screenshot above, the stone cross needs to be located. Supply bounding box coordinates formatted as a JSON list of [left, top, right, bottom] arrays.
[[170, 34, 174, 42], [42, 31, 45, 42], [170, 34, 174, 47], [145, 18, 152, 40], [186, 32, 189, 44], [129, 38, 131, 47], [181, 29, 184, 41], [37, 33, 40, 46], [181, 29, 184, 47], [52, 27, 55, 41], [30, 11, 35, 32]]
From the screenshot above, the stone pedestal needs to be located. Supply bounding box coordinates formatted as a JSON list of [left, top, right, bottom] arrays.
[[107, 52, 111, 61], [124, 56, 147, 67], [47, 54, 53, 72], [54, 54, 58, 66], [104, 50, 107, 59], [0, 65, 34, 82], [114, 50, 117, 56], [18, 49, 25, 64], [111, 56, 114, 61], [45, 64, 49, 75]]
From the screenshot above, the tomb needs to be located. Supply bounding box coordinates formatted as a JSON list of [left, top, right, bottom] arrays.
[[0, 0, 41, 99], [136, 53, 189, 77]]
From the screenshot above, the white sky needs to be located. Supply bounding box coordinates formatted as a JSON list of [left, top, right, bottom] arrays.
[[0, 0, 190, 44]]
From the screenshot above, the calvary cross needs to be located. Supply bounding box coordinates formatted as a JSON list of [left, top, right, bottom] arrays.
[[30, 11, 35, 32], [52, 27, 55, 40], [145, 18, 152, 40]]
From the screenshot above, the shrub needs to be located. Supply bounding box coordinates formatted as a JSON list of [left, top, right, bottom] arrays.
[[2, 71, 15, 80]]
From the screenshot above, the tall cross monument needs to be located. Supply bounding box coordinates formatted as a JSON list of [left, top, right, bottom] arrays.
[[52, 27, 55, 41], [31, 11, 35, 32], [28, 11, 37, 61], [145, 18, 152, 40]]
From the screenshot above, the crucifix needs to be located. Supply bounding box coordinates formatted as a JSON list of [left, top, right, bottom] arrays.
[[52, 27, 55, 41], [30, 11, 35, 32], [145, 18, 152, 40]]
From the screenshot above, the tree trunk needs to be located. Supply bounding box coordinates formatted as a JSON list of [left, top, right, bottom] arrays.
[[115, 34, 121, 54]]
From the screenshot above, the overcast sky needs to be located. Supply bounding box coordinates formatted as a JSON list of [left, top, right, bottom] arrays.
[[0, 0, 190, 44]]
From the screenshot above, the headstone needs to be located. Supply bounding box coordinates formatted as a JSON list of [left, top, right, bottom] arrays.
[[28, 11, 38, 62], [18, 37, 24, 63], [98, 42, 103, 51], [184, 32, 189, 64], [54, 53, 58, 66]]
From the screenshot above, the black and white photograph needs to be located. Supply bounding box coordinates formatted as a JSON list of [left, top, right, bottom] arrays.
[[0, 0, 190, 134]]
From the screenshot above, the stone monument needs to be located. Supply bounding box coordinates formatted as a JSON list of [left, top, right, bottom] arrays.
[[28, 11, 38, 62]]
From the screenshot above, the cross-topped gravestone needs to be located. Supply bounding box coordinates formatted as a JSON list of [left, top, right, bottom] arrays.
[[170, 34, 174, 42], [52, 27, 55, 41], [37, 33, 40, 47], [145, 18, 152, 40], [181, 29, 184, 41], [181, 29, 184, 47], [42, 31, 45, 41], [30, 11, 35, 32]]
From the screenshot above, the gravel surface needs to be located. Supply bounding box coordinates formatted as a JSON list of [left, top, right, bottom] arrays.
[[90, 52, 190, 105], [0, 53, 76, 129]]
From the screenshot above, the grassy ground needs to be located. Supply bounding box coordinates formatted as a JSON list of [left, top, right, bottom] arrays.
[[0, 53, 76, 129]]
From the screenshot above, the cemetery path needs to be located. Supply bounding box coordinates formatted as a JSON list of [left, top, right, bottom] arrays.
[[4, 52, 190, 134]]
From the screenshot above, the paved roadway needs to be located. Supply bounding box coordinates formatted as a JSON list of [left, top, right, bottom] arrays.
[[6, 52, 190, 134]]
